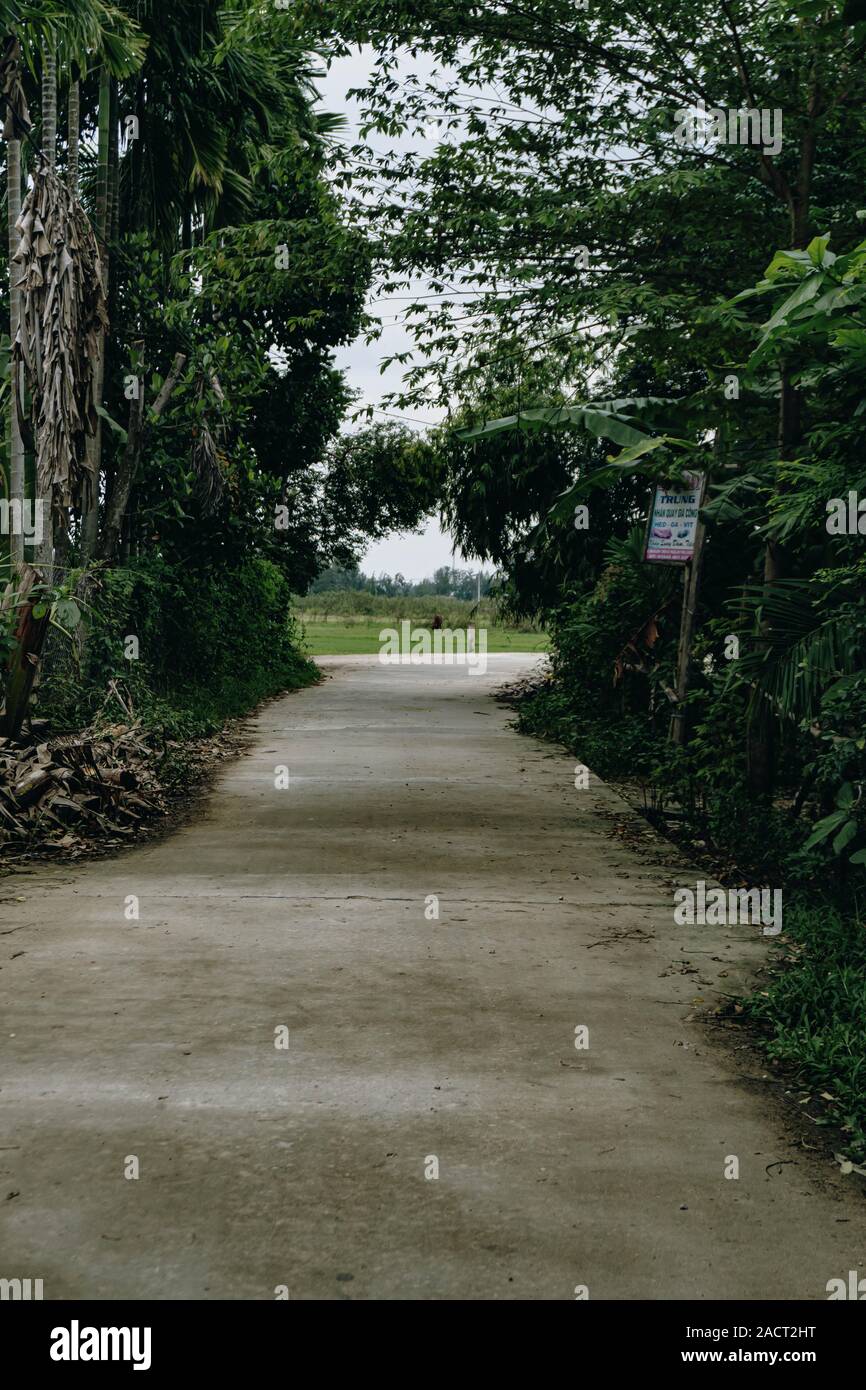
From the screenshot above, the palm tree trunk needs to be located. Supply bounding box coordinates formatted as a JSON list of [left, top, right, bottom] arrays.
[[67, 77, 79, 193], [34, 49, 57, 576], [42, 49, 56, 169], [52, 73, 81, 576], [108, 78, 119, 245], [7, 133, 24, 569], [82, 66, 112, 560]]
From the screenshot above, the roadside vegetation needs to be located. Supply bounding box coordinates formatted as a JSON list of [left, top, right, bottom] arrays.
[[0, 3, 434, 855], [4, 3, 866, 1158], [296, 0, 866, 1160]]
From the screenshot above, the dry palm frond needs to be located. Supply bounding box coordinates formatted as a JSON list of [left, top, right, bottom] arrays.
[[0, 35, 31, 138], [12, 166, 109, 517]]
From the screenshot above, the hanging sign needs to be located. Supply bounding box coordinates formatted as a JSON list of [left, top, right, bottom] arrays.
[[643, 472, 705, 565]]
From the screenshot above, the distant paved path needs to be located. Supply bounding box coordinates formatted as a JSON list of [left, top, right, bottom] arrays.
[[2, 655, 864, 1299]]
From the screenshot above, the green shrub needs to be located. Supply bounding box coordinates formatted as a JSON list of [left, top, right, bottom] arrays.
[[744, 903, 866, 1163], [37, 555, 317, 738]]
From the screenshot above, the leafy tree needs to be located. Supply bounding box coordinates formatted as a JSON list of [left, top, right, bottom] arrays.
[[1, 0, 430, 736]]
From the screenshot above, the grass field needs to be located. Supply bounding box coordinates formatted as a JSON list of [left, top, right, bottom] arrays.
[[300, 619, 549, 656]]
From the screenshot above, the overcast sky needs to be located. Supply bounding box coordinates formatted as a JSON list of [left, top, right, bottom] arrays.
[[316, 50, 475, 581]]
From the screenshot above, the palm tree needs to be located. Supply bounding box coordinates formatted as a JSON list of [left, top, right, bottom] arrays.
[[80, 63, 112, 559], [33, 45, 57, 575], [2, 3, 144, 569], [1, 3, 143, 735], [2, 34, 28, 569], [118, 1, 335, 246], [67, 71, 79, 193]]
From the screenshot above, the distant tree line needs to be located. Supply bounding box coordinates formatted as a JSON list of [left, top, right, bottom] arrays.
[[308, 565, 495, 600]]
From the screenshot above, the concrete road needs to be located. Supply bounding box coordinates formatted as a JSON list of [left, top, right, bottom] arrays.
[[1, 655, 864, 1300]]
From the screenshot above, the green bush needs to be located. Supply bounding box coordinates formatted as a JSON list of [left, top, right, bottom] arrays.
[[38, 555, 317, 738], [744, 903, 866, 1163]]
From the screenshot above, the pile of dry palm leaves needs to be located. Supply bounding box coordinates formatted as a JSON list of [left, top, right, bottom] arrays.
[[0, 683, 247, 861], [0, 716, 165, 859]]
